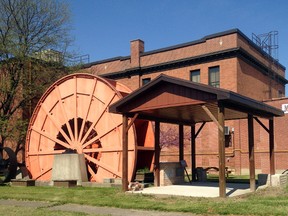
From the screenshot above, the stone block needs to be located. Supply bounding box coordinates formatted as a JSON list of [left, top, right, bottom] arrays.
[[53, 180, 77, 188], [11, 179, 35, 187], [103, 178, 114, 183]]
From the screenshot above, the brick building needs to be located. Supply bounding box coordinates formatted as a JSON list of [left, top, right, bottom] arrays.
[[82, 29, 288, 174]]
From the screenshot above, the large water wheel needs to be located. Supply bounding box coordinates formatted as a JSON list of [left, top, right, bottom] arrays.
[[25, 73, 154, 183]]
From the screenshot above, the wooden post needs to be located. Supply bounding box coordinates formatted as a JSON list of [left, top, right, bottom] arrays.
[[191, 125, 196, 181], [269, 119, 275, 175], [218, 104, 226, 198], [179, 124, 184, 161], [154, 121, 160, 187], [248, 114, 256, 192], [191, 122, 205, 182], [122, 115, 128, 191]]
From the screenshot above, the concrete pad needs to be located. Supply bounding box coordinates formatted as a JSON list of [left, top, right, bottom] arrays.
[[130, 182, 252, 197]]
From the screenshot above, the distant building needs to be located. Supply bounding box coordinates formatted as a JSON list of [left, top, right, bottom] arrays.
[[32, 49, 63, 63], [83, 29, 288, 175]]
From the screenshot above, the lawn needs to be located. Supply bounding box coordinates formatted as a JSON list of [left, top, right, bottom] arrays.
[[0, 183, 288, 215]]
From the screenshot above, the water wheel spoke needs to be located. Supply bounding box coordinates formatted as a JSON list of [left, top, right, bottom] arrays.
[[55, 85, 75, 143], [87, 164, 101, 182], [83, 147, 134, 153], [78, 78, 98, 142], [33, 167, 52, 179], [31, 127, 71, 149], [27, 150, 65, 156], [80, 93, 117, 145], [82, 123, 121, 149], [41, 103, 73, 145], [84, 154, 121, 178], [74, 76, 79, 142]]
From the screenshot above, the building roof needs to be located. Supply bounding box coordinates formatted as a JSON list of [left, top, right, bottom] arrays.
[[109, 74, 284, 125], [84, 28, 285, 70]]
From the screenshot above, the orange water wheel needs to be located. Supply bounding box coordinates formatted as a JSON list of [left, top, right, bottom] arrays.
[[25, 73, 154, 183]]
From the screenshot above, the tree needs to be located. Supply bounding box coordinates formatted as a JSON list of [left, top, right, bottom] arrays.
[[0, 0, 71, 59], [160, 124, 191, 149], [0, 0, 73, 160]]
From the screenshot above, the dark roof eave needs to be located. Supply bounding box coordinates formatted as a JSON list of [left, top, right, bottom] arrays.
[[82, 55, 130, 69], [222, 91, 284, 117], [101, 48, 287, 85]]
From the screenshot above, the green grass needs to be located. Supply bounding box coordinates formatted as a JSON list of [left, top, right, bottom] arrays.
[[0, 184, 288, 215]]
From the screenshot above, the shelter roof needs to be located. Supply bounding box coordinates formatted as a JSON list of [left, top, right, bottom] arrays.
[[109, 74, 284, 125]]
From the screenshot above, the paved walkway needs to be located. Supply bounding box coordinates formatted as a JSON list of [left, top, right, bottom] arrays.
[[0, 199, 197, 216]]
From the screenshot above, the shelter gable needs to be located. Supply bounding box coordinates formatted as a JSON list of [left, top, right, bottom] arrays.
[[120, 82, 217, 112]]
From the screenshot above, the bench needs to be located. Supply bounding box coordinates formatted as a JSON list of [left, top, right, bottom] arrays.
[[204, 167, 232, 178]]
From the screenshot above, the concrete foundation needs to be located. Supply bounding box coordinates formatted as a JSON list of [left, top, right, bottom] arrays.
[[52, 153, 88, 185], [159, 162, 184, 186], [258, 173, 288, 187]]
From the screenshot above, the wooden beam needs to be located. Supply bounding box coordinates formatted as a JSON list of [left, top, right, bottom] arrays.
[[126, 113, 139, 133], [154, 121, 160, 187], [248, 114, 256, 192], [195, 122, 206, 138], [191, 125, 196, 181], [202, 105, 223, 133], [218, 104, 226, 198], [122, 115, 128, 191], [269, 119, 275, 175], [179, 124, 184, 161], [254, 117, 269, 133]]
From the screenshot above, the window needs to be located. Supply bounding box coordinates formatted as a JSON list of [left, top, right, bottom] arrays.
[[209, 66, 220, 88], [142, 78, 151, 86], [278, 90, 284, 98], [190, 69, 200, 83]]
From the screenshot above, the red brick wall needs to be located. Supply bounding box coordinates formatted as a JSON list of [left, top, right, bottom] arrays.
[[237, 58, 284, 100], [114, 58, 238, 92]]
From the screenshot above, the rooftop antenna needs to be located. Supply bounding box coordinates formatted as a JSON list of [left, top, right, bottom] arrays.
[[252, 31, 280, 99], [252, 31, 279, 61]]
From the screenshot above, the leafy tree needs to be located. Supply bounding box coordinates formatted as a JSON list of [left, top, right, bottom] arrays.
[[0, 0, 74, 160]]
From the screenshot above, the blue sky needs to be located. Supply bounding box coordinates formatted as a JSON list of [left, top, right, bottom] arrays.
[[70, 0, 288, 91]]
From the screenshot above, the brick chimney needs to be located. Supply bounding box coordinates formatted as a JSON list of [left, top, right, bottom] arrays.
[[130, 39, 144, 68]]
